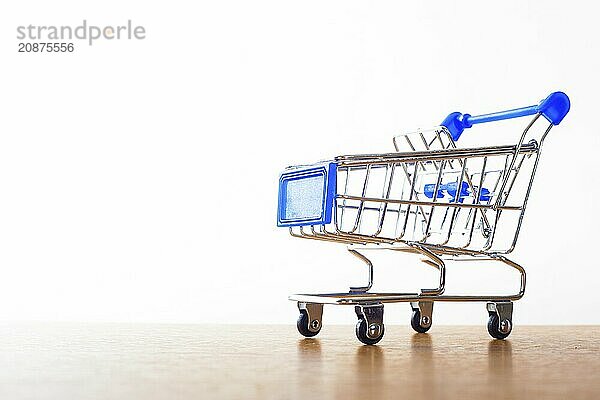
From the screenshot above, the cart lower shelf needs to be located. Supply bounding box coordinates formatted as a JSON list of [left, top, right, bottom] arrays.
[[290, 292, 516, 344], [289, 292, 521, 304]]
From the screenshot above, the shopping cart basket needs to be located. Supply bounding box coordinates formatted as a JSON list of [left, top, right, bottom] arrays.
[[277, 92, 570, 344]]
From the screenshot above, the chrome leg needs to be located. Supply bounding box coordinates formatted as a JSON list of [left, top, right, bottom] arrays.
[[348, 249, 374, 293], [409, 244, 446, 295]]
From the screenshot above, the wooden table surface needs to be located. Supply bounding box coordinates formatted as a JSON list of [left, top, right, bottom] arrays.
[[1, 324, 598, 399]]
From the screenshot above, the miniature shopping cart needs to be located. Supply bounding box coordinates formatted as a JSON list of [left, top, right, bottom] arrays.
[[277, 92, 570, 344]]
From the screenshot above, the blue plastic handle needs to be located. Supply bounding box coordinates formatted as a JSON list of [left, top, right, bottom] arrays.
[[441, 92, 570, 141]]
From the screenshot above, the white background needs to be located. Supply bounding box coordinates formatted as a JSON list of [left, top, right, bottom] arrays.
[[0, 1, 598, 325]]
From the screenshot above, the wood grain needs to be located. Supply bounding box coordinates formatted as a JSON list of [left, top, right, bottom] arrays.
[[0, 324, 598, 399]]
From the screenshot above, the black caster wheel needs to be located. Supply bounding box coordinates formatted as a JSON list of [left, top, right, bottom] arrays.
[[297, 310, 321, 337], [487, 313, 512, 340], [411, 310, 431, 333], [355, 318, 384, 345]]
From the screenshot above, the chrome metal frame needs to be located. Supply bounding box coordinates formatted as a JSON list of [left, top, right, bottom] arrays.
[[287, 113, 552, 309]]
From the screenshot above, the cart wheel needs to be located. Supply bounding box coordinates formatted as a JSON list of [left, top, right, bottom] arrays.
[[297, 310, 321, 337], [410, 310, 431, 333], [355, 318, 384, 345], [487, 313, 512, 340]]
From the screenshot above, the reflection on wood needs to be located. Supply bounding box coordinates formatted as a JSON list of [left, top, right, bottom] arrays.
[[0, 324, 598, 399]]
